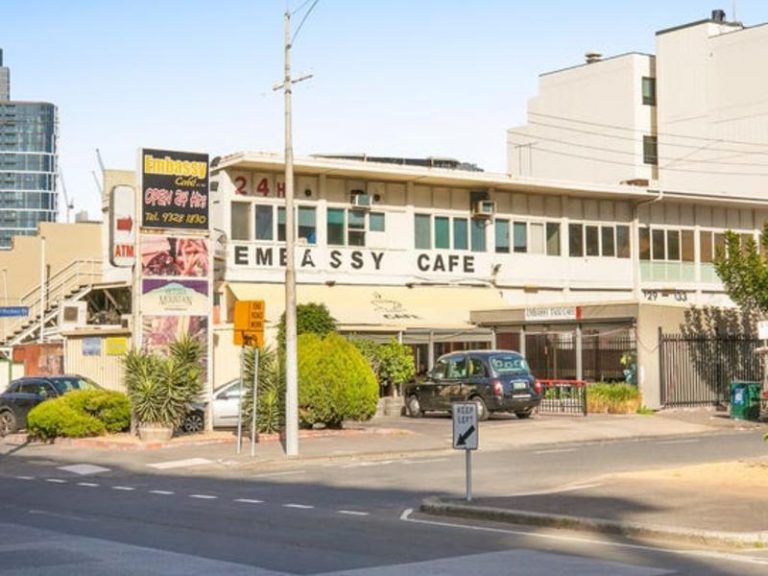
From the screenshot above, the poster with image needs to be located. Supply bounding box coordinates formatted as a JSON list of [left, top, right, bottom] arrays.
[[141, 235, 209, 278], [141, 315, 208, 356], [142, 279, 208, 314]]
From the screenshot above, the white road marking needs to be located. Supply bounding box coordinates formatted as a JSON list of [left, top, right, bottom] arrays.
[[338, 510, 369, 516], [189, 494, 218, 500], [534, 448, 577, 454], [58, 464, 111, 476], [234, 498, 264, 504], [283, 504, 314, 509], [401, 510, 768, 566], [251, 470, 306, 478], [402, 458, 448, 465], [656, 439, 700, 445], [341, 460, 395, 469], [112, 486, 135, 491], [147, 458, 212, 470], [148, 490, 174, 495], [15, 475, 34, 480], [45, 478, 66, 484], [76, 482, 99, 488]]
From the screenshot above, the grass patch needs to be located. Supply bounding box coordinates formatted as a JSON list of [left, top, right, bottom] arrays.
[[587, 382, 641, 414]]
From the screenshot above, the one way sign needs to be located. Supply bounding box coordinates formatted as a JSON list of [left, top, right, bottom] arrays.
[[452, 402, 478, 450]]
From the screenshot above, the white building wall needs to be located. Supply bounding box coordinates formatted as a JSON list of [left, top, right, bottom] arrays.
[[656, 21, 768, 198], [507, 53, 655, 186]]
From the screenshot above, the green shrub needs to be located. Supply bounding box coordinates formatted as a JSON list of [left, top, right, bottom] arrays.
[[353, 338, 416, 396], [28, 400, 106, 441], [56, 389, 131, 433], [297, 332, 378, 427], [587, 383, 641, 414], [278, 302, 337, 349], [240, 346, 285, 434]]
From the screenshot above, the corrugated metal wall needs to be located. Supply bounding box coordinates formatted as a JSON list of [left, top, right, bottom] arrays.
[[64, 334, 131, 392]]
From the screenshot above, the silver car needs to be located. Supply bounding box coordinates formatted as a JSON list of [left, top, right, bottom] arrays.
[[181, 379, 245, 433]]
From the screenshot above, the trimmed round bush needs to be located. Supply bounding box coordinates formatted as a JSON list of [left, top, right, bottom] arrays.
[[28, 401, 106, 441], [297, 332, 378, 427], [26, 388, 130, 440]]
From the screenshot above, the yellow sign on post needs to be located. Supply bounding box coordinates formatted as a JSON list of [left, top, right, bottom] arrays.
[[234, 300, 265, 347]]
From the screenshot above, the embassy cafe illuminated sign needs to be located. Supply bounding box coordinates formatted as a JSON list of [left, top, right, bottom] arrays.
[[231, 245, 479, 274]]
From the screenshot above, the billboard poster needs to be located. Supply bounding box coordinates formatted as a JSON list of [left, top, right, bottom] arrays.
[[141, 315, 208, 379], [141, 148, 209, 230], [142, 279, 208, 314], [105, 337, 129, 356], [141, 235, 209, 277], [82, 337, 102, 356]]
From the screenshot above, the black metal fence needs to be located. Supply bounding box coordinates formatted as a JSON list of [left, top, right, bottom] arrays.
[[537, 379, 588, 416], [659, 332, 762, 406]]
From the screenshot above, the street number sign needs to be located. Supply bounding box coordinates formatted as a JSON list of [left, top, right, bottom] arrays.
[[452, 402, 478, 450]]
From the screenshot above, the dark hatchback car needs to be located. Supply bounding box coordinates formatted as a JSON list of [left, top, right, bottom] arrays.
[[0, 375, 100, 435], [404, 350, 541, 420]]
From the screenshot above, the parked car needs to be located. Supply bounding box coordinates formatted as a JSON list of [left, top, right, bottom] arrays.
[[181, 378, 245, 433], [0, 375, 101, 435], [403, 350, 541, 420]]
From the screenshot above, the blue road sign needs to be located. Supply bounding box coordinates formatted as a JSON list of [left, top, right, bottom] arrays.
[[0, 306, 29, 317]]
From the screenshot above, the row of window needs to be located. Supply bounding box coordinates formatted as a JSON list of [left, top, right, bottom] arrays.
[[230, 202, 753, 264]]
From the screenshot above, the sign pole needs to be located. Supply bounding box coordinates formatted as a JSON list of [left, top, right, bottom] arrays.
[[452, 401, 478, 503], [236, 349, 244, 454], [465, 449, 472, 502], [250, 348, 259, 457]]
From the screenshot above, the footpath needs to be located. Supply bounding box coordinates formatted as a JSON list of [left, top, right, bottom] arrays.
[[2, 408, 767, 549]]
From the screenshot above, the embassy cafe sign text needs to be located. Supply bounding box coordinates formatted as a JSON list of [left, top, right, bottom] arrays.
[[231, 245, 479, 275]]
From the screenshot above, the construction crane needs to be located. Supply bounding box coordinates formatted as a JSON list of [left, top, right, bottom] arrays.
[[56, 168, 74, 223]]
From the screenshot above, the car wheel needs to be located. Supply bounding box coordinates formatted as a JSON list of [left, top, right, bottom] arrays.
[[406, 395, 423, 418], [473, 397, 489, 421], [182, 411, 205, 434], [0, 410, 18, 436], [515, 408, 533, 419]]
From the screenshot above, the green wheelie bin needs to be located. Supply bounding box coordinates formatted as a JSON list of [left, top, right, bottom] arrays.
[[730, 380, 762, 421]]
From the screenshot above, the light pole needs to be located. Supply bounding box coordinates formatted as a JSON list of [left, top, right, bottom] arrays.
[[39, 237, 46, 343]]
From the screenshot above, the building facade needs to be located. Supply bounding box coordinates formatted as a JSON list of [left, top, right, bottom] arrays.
[[508, 10, 768, 202], [0, 49, 58, 249]]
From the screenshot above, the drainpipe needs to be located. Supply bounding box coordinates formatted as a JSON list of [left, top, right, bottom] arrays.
[[632, 188, 664, 300]]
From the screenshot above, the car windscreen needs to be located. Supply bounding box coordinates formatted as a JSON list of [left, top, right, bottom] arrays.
[[489, 354, 530, 375], [50, 377, 100, 394]]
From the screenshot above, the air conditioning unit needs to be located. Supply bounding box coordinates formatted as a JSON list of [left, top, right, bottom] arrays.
[[59, 301, 87, 328], [472, 200, 496, 218], [351, 193, 372, 209], [120, 314, 133, 331]]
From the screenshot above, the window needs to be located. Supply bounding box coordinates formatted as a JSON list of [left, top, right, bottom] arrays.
[[546, 222, 561, 256], [415, 214, 431, 249], [231, 202, 250, 240], [667, 230, 680, 261], [298, 207, 316, 244], [277, 207, 286, 241], [495, 219, 510, 253], [513, 222, 527, 253], [529, 222, 545, 254], [586, 225, 600, 256], [643, 135, 658, 165], [453, 218, 468, 250], [569, 224, 583, 257], [652, 229, 665, 260], [601, 226, 615, 257], [642, 76, 656, 106], [468, 357, 488, 377], [348, 210, 366, 246], [369, 212, 385, 232], [328, 208, 345, 246], [617, 225, 630, 258], [255, 205, 273, 240], [681, 230, 694, 262], [471, 219, 486, 252], [435, 217, 451, 249], [639, 227, 651, 260]]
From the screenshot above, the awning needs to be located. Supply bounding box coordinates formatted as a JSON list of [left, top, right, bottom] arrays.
[[226, 283, 507, 333]]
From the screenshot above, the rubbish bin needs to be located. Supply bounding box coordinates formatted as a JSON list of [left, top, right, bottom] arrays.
[[730, 380, 762, 421]]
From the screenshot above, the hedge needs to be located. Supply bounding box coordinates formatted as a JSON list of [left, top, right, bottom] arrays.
[[586, 383, 642, 414], [27, 389, 131, 440]]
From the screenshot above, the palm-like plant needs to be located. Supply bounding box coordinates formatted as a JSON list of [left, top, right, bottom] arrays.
[[241, 346, 284, 434], [124, 335, 204, 429]]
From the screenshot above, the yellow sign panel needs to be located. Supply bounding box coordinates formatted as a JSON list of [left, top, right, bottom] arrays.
[[105, 337, 129, 356], [234, 300, 265, 347]]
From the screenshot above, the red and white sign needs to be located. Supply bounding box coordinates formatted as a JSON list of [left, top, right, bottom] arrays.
[[110, 184, 137, 267]]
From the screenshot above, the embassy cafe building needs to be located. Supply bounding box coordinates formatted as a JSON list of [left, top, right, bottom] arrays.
[[208, 152, 761, 407]]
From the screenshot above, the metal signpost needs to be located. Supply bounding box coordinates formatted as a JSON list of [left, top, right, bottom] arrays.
[[234, 301, 264, 456], [452, 401, 479, 502]]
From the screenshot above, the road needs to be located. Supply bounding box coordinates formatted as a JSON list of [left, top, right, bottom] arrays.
[[1, 427, 767, 574]]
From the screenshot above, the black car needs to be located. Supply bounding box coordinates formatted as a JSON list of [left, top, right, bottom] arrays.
[[403, 350, 541, 420], [0, 375, 100, 435]]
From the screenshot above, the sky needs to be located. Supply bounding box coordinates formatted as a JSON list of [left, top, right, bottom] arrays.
[[4, 0, 768, 222]]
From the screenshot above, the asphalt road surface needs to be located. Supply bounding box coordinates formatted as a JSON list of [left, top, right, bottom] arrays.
[[1, 430, 767, 575]]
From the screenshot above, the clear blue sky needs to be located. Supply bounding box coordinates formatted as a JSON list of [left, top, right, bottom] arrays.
[[3, 1, 768, 220]]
